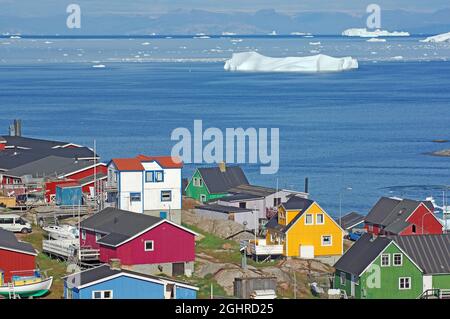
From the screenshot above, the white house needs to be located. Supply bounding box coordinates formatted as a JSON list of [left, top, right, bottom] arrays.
[[106, 155, 183, 224]]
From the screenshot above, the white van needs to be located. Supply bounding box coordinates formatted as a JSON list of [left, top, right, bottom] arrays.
[[0, 214, 32, 233]]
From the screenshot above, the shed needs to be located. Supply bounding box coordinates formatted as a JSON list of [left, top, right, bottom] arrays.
[[234, 276, 277, 299], [0, 196, 16, 208], [56, 183, 82, 206]]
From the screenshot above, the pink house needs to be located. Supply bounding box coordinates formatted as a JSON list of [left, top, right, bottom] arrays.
[[80, 207, 197, 276]]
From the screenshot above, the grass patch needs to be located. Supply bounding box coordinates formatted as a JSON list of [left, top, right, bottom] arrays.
[[20, 228, 67, 299]]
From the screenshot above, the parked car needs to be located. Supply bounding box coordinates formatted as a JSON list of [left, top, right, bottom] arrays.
[[0, 214, 32, 233], [348, 230, 365, 241]]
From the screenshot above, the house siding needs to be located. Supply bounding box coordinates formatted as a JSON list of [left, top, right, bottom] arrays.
[[358, 243, 423, 299], [0, 248, 35, 282], [94, 222, 195, 266], [185, 170, 226, 202]]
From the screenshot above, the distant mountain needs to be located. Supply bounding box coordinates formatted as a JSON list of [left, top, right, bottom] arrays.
[[1, 8, 450, 35]]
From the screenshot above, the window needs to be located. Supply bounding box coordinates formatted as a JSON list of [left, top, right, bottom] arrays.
[[412, 224, 416, 233], [92, 290, 113, 299], [155, 171, 164, 182], [381, 254, 390, 267], [95, 233, 102, 242], [161, 191, 172, 202], [340, 272, 346, 285], [160, 211, 167, 219], [81, 229, 86, 240], [130, 193, 141, 202], [144, 240, 154, 251], [273, 197, 281, 207], [239, 202, 247, 209], [316, 214, 324, 225], [0, 218, 14, 224], [145, 171, 154, 182], [399, 277, 411, 290], [200, 194, 207, 203], [193, 177, 202, 187], [321, 235, 332, 246], [305, 214, 313, 225], [393, 253, 403, 266]]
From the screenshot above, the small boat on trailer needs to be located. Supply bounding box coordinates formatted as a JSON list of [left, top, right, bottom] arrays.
[[0, 270, 53, 299]]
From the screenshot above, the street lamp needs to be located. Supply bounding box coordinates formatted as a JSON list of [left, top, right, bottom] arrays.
[[339, 187, 353, 227], [421, 211, 435, 234]]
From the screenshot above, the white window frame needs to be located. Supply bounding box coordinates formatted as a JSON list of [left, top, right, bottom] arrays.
[[399, 277, 411, 290], [144, 240, 154, 252], [200, 194, 207, 203], [316, 213, 324, 225], [92, 290, 113, 299], [393, 253, 403, 266], [95, 233, 101, 243], [161, 190, 172, 202], [81, 229, 86, 240], [304, 214, 314, 225], [381, 254, 390, 267], [340, 272, 346, 285], [321, 235, 332, 246]]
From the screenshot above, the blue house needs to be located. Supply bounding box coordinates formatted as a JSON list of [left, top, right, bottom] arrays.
[[63, 264, 198, 299]]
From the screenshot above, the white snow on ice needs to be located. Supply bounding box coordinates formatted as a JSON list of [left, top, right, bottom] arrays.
[[224, 51, 358, 72], [421, 32, 450, 43], [342, 28, 410, 37]]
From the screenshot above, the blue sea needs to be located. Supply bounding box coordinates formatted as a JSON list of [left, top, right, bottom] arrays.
[[1, 35, 450, 216]]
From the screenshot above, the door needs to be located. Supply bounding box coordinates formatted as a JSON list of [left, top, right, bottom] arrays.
[[299, 245, 314, 259], [173, 263, 185, 276], [423, 275, 433, 293], [165, 284, 175, 299]]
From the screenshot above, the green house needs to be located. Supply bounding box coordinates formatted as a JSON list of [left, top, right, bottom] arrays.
[[334, 233, 450, 299], [185, 164, 249, 203]]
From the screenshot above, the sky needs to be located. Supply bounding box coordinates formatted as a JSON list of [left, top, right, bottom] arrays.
[[1, 0, 449, 16]]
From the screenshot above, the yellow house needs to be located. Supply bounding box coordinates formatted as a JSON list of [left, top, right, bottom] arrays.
[[265, 197, 344, 258]]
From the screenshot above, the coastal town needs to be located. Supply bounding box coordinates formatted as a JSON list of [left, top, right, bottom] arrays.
[[0, 120, 449, 300]]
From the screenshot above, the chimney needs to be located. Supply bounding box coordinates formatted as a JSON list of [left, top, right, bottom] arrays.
[[219, 161, 226, 173], [304, 177, 309, 194], [109, 258, 122, 270], [14, 119, 22, 137]]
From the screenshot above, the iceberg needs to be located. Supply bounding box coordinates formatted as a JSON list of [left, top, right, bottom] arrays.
[[224, 52, 358, 73], [421, 32, 450, 43], [342, 28, 410, 37], [367, 38, 386, 42]]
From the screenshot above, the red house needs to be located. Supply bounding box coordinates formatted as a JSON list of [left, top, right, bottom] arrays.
[[79, 207, 198, 276], [0, 229, 37, 282], [364, 197, 443, 236]]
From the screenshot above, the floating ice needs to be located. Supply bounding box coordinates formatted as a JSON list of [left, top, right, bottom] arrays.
[[367, 38, 387, 42], [342, 28, 409, 37], [421, 32, 450, 43], [224, 51, 358, 73], [309, 42, 321, 46], [92, 64, 106, 68]]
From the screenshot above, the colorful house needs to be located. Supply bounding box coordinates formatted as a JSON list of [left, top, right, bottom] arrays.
[[64, 264, 198, 299], [334, 233, 450, 299], [364, 197, 443, 236], [263, 197, 344, 258], [106, 155, 183, 224], [79, 207, 197, 276], [336, 212, 366, 235], [0, 229, 37, 282], [185, 163, 249, 203]]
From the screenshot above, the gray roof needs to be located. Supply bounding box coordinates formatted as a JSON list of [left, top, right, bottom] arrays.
[[219, 193, 263, 202], [0, 135, 69, 149], [393, 234, 450, 274], [0, 229, 37, 255], [6, 156, 96, 179], [65, 264, 197, 289], [196, 203, 253, 214], [197, 166, 249, 194], [365, 197, 434, 234], [227, 184, 276, 197], [265, 197, 315, 233], [337, 212, 365, 230], [365, 197, 402, 225], [334, 233, 392, 276], [78, 172, 107, 186], [81, 207, 163, 246]]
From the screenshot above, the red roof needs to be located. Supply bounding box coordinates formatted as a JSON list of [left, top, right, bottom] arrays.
[[111, 158, 145, 171], [136, 155, 183, 168]]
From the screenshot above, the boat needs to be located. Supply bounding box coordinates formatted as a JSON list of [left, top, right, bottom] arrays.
[[43, 224, 79, 240], [0, 270, 53, 298]]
